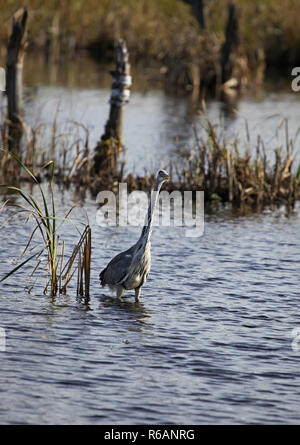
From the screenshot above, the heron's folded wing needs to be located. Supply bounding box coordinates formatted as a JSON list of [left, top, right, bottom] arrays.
[[100, 248, 133, 285]]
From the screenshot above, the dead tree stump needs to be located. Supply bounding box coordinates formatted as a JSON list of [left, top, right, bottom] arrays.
[[6, 7, 28, 153], [220, 2, 240, 86], [93, 39, 132, 177]]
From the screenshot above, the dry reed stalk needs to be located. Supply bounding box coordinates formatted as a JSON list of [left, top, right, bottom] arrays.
[[60, 225, 91, 297], [180, 115, 300, 208]]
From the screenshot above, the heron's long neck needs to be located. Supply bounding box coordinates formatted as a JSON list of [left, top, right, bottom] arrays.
[[139, 178, 162, 247]]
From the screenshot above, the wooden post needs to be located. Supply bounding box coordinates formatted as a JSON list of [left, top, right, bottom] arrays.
[[103, 39, 131, 141], [220, 2, 240, 86], [255, 47, 265, 94], [93, 39, 132, 176], [6, 7, 28, 152]]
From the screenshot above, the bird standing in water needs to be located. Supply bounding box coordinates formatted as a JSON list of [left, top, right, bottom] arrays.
[[100, 170, 170, 301]]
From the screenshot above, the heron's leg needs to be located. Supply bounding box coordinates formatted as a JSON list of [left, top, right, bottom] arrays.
[[116, 285, 125, 299], [135, 287, 141, 302]]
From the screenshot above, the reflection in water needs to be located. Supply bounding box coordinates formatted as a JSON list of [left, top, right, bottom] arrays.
[[219, 90, 239, 123], [100, 294, 152, 331], [76, 294, 93, 311]]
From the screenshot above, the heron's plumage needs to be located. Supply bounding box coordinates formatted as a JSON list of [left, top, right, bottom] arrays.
[[99, 169, 169, 300], [100, 245, 134, 286]]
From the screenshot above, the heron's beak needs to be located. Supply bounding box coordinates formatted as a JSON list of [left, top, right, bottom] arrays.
[[165, 175, 170, 181]]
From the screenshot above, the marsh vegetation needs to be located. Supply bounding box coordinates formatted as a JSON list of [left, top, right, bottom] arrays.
[[0, 1, 300, 297]]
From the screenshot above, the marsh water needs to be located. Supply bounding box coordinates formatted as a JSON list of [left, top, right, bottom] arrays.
[[0, 53, 300, 424], [21, 53, 300, 173]]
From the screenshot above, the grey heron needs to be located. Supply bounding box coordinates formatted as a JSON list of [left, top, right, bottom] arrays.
[[100, 169, 170, 301]]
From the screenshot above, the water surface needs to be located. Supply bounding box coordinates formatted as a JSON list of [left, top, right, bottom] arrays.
[[0, 54, 300, 424], [0, 186, 299, 424]]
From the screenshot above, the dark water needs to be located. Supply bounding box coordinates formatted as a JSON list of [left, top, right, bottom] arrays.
[[0, 186, 299, 424], [1, 54, 300, 424]]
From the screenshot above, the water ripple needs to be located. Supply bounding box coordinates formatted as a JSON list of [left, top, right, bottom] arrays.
[[0, 191, 300, 424]]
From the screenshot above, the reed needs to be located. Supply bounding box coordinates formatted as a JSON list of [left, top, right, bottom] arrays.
[[1, 110, 300, 212], [0, 151, 91, 297], [60, 224, 91, 297], [0, 117, 93, 186], [172, 115, 300, 209]]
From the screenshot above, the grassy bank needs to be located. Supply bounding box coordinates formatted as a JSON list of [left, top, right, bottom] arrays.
[[1, 0, 299, 91]]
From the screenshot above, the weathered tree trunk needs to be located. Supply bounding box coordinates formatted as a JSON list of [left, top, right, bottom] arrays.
[[102, 39, 131, 141], [93, 39, 132, 177], [220, 2, 240, 85], [184, 0, 205, 29], [45, 12, 60, 64], [6, 7, 28, 152]]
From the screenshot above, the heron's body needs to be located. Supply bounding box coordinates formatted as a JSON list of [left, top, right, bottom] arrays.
[[100, 238, 150, 298], [99, 170, 169, 301]]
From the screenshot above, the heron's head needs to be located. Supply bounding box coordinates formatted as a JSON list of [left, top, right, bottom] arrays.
[[157, 169, 170, 183]]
